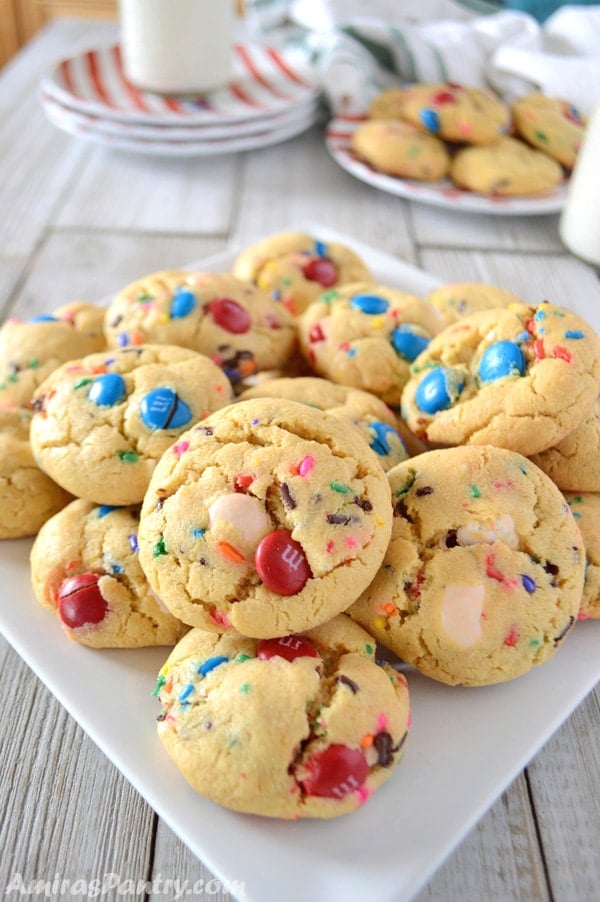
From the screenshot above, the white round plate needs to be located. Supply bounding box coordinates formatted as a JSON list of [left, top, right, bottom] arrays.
[[326, 117, 568, 216], [41, 92, 320, 141], [42, 98, 320, 156], [41, 42, 320, 126]]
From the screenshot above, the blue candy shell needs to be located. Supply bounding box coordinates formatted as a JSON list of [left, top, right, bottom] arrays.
[[350, 293, 390, 315], [416, 367, 463, 414], [140, 387, 192, 430], [478, 340, 526, 383], [391, 324, 430, 362], [88, 373, 126, 407], [170, 288, 196, 319]]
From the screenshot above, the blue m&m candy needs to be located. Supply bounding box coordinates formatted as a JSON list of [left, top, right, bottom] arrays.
[[140, 387, 192, 430], [170, 288, 196, 319], [29, 314, 58, 323], [415, 367, 464, 414], [350, 293, 390, 315], [88, 373, 126, 407], [368, 421, 401, 457], [391, 324, 431, 362], [420, 108, 440, 133], [478, 340, 526, 383]]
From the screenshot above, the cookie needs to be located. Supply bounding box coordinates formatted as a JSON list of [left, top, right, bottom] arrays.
[[511, 92, 585, 169], [530, 400, 600, 492], [231, 231, 374, 316], [368, 87, 409, 120], [348, 446, 585, 686], [398, 82, 510, 145], [449, 136, 564, 196], [401, 302, 600, 456], [138, 397, 393, 638], [30, 345, 234, 506], [239, 376, 410, 471], [350, 119, 450, 180], [564, 492, 600, 620], [297, 282, 442, 407], [0, 301, 106, 408], [0, 405, 72, 539], [104, 271, 297, 387], [30, 498, 188, 647], [153, 615, 410, 818], [425, 282, 525, 327]]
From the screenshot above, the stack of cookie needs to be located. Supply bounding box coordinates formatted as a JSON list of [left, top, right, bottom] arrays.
[[3, 226, 598, 819], [350, 84, 585, 196]]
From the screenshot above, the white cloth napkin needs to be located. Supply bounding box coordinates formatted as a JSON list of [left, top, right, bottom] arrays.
[[286, 2, 600, 116]]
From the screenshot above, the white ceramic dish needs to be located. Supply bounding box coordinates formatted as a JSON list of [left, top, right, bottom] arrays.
[[2, 227, 598, 902], [41, 92, 321, 141], [41, 97, 321, 157], [326, 117, 569, 216], [41, 42, 320, 126]]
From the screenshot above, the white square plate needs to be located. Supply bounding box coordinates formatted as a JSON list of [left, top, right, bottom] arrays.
[[2, 227, 599, 902]]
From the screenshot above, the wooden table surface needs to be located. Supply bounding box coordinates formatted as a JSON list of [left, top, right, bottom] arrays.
[[1, 18, 599, 902]]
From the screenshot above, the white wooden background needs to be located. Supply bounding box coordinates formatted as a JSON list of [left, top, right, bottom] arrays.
[[0, 18, 599, 902]]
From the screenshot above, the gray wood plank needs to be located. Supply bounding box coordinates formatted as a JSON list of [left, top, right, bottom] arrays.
[[416, 775, 550, 902], [528, 687, 600, 902], [0, 637, 154, 892], [232, 124, 418, 264], [412, 206, 564, 253], [151, 824, 236, 901], [6, 229, 227, 319]]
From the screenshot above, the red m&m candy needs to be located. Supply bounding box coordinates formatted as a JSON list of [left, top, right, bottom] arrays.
[[302, 258, 337, 287], [57, 572, 108, 629], [207, 298, 251, 334], [254, 529, 312, 595], [257, 636, 320, 662], [300, 744, 369, 799]]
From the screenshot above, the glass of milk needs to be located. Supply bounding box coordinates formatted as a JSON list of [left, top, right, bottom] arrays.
[[559, 103, 600, 268], [119, 0, 236, 95]]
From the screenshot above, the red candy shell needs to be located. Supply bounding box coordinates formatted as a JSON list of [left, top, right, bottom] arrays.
[[302, 258, 337, 287], [301, 744, 369, 799], [257, 635, 320, 662], [254, 529, 312, 595], [208, 298, 251, 334], [57, 572, 108, 629]]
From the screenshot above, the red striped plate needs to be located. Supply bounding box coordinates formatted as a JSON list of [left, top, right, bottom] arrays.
[[326, 116, 568, 217], [41, 42, 320, 126]]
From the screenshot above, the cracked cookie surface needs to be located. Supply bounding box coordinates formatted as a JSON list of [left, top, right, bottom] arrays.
[[238, 376, 410, 471], [564, 492, 600, 620], [153, 615, 410, 818], [449, 136, 564, 196], [396, 82, 510, 145], [348, 446, 584, 686], [138, 397, 393, 638], [401, 301, 600, 455], [0, 405, 73, 538], [104, 271, 297, 387], [231, 231, 373, 316], [30, 344, 234, 506], [511, 92, 585, 169], [298, 282, 442, 407], [530, 399, 600, 492], [0, 301, 106, 408], [425, 282, 525, 328], [30, 498, 188, 647], [350, 119, 450, 181]]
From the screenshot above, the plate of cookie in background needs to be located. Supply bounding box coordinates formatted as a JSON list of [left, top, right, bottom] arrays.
[[326, 85, 584, 215]]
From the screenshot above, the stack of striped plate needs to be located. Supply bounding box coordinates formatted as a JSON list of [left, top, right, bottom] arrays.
[[40, 42, 322, 156]]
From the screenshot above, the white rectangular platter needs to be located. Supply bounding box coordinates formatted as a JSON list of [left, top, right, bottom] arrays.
[[1, 227, 599, 902]]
